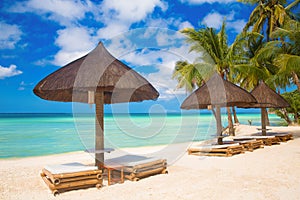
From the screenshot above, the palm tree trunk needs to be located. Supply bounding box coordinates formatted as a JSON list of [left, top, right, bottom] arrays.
[[292, 72, 300, 92], [265, 108, 270, 126], [215, 106, 223, 145], [211, 106, 217, 119], [294, 112, 299, 125], [232, 107, 239, 124], [282, 108, 292, 125], [226, 107, 235, 136], [95, 92, 104, 168], [261, 108, 267, 136]]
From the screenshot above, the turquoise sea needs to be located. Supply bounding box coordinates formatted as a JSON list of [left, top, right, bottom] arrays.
[[0, 112, 285, 158]]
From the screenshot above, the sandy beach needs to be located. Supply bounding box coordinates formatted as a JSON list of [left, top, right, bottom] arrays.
[[1, 125, 300, 200]]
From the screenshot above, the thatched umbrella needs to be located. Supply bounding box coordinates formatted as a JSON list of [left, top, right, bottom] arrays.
[[239, 81, 289, 136], [33, 42, 159, 168], [181, 73, 256, 144]]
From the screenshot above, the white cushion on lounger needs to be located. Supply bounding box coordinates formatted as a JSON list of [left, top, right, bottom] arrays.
[[44, 162, 98, 174], [107, 157, 162, 167], [190, 143, 240, 151], [124, 158, 165, 167], [233, 135, 275, 140], [238, 139, 257, 144]]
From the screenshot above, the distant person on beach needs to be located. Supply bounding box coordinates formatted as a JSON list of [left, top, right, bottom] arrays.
[[248, 120, 252, 126]]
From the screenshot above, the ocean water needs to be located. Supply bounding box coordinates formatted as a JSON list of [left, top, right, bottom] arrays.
[[0, 112, 285, 158]]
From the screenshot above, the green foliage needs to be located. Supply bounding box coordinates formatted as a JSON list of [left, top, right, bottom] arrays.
[[271, 90, 300, 125], [172, 21, 231, 91], [259, 20, 300, 91], [230, 32, 275, 90], [233, 4, 300, 92], [172, 61, 203, 92], [240, 0, 299, 41]]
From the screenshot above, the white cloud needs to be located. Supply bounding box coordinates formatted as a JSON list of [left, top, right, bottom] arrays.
[[0, 21, 22, 49], [9, 0, 193, 69], [227, 19, 246, 33], [0, 65, 23, 79], [9, 0, 90, 26], [96, 23, 129, 39], [145, 18, 170, 29], [18, 81, 26, 90], [202, 11, 246, 33], [53, 26, 97, 66], [180, 0, 235, 4], [16, 0, 169, 65], [144, 17, 194, 31], [109, 34, 199, 101], [55, 27, 95, 52], [53, 50, 89, 66], [9, 0, 98, 66], [202, 12, 224, 29], [178, 21, 194, 30], [100, 0, 167, 24], [18, 81, 33, 90], [96, 0, 167, 40], [144, 57, 190, 101], [100, 41, 189, 101]]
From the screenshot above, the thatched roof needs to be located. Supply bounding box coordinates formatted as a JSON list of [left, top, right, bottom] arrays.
[[240, 81, 290, 108], [33, 42, 159, 104], [181, 73, 256, 109]]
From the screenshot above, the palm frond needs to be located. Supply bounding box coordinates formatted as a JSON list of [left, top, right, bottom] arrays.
[[274, 54, 300, 74]]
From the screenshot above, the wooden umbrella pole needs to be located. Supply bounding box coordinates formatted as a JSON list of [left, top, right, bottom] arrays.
[[215, 106, 223, 145], [261, 108, 267, 136], [95, 91, 104, 168]]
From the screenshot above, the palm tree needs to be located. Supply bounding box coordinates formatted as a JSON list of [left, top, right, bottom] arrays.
[[230, 32, 272, 90], [247, 20, 300, 91], [231, 32, 277, 126], [258, 20, 300, 92], [174, 22, 237, 135], [235, 0, 299, 127], [172, 61, 204, 92], [238, 0, 300, 41]]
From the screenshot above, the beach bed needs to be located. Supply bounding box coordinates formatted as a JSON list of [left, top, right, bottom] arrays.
[[40, 162, 103, 196], [233, 136, 280, 146], [106, 157, 168, 182], [223, 139, 264, 152], [236, 139, 264, 151], [188, 143, 245, 157], [268, 133, 294, 142]]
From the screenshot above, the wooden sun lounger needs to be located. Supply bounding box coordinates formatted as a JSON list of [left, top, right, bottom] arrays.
[[237, 140, 264, 152], [122, 159, 168, 181], [188, 143, 245, 157], [233, 136, 280, 146], [223, 139, 264, 152], [40, 163, 103, 196], [269, 133, 294, 142]]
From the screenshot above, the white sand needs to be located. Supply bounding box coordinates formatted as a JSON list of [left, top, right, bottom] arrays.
[[1, 125, 300, 200]]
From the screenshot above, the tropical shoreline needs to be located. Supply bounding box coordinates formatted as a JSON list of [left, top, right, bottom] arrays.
[[1, 124, 300, 200]]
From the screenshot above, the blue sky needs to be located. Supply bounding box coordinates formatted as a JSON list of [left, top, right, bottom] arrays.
[[0, 0, 259, 113]]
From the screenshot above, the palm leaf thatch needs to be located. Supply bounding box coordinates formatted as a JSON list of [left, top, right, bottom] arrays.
[[238, 81, 289, 136], [181, 73, 256, 110], [242, 81, 290, 108]]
